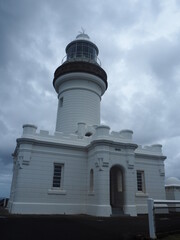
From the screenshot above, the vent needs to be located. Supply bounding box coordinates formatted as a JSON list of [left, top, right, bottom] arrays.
[[85, 132, 92, 137]]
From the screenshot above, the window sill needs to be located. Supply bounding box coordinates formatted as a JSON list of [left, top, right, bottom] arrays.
[[88, 191, 95, 196], [48, 189, 67, 195], [135, 192, 149, 197]]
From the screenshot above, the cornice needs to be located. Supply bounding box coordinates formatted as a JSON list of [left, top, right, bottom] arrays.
[[135, 152, 166, 161], [88, 139, 138, 150], [16, 137, 87, 151]]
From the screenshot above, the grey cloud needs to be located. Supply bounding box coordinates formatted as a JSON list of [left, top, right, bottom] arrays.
[[125, 36, 180, 86], [163, 138, 180, 179], [101, 32, 180, 146], [0, 162, 12, 197]]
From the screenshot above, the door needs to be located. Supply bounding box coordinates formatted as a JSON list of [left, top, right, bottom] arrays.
[[110, 166, 124, 208]]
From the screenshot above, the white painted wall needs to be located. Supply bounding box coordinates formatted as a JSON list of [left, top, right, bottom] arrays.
[[54, 72, 106, 134], [9, 124, 167, 216], [9, 142, 88, 214]]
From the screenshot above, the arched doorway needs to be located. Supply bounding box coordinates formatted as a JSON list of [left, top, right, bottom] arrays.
[[110, 165, 124, 212]]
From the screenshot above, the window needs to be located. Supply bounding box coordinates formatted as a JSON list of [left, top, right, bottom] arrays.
[[66, 42, 98, 62], [53, 164, 62, 188], [89, 169, 94, 192], [60, 97, 63, 107], [137, 171, 145, 192]]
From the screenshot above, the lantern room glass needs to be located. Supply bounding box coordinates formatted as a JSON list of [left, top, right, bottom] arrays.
[[66, 41, 98, 62]]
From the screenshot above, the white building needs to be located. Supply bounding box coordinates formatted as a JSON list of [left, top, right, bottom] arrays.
[[8, 33, 167, 216], [165, 177, 180, 212]]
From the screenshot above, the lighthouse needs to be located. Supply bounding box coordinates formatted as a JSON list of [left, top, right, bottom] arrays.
[[9, 32, 167, 217], [53, 33, 107, 134]]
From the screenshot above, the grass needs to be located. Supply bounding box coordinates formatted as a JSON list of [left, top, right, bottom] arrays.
[[160, 234, 180, 240]]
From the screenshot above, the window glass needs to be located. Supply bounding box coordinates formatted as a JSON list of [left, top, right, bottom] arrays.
[[76, 43, 83, 58], [137, 171, 145, 192], [83, 43, 88, 58], [67, 42, 98, 62], [53, 164, 62, 188], [60, 97, 63, 107]]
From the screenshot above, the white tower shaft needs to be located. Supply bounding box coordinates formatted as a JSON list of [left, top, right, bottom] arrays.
[[55, 72, 106, 134]]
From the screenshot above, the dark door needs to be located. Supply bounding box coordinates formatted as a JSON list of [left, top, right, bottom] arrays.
[[110, 166, 124, 208]]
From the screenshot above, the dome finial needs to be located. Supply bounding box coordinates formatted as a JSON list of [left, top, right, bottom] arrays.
[[76, 28, 90, 40]]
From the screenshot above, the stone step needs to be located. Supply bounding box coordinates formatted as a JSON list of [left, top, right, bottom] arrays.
[[111, 207, 124, 216]]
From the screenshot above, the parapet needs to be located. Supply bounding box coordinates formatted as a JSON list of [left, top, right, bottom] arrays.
[[119, 129, 133, 139], [95, 125, 110, 136], [21, 123, 135, 146], [151, 144, 162, 152], [22, 124, 37, 135], [136, 144, 163, 155]]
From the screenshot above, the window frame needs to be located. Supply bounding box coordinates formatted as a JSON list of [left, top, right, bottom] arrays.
[[136, 170, 146, 193], [52, 163, 64, 189]]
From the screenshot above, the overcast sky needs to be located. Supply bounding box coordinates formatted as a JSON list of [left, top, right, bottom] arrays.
[[1, 0, 180, 197]]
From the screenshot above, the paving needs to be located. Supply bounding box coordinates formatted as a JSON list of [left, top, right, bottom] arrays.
[[0, 208, 180, 240]]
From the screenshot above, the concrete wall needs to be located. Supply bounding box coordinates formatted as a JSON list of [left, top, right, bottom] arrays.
[[87, 143, 111, 216], [135, 156, 166, 213], [9, 141, 88, 215], [55, 73, 106, 134], [9, 124, 167, 217]]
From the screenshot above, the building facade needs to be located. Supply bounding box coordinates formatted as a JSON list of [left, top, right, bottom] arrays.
[[8, 33, 166, 216]]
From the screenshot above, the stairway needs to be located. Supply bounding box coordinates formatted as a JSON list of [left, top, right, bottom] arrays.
[[111, 207, 124, 216]]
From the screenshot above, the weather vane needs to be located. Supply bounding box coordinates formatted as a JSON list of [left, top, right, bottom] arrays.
[[79, 27, 86, 34]]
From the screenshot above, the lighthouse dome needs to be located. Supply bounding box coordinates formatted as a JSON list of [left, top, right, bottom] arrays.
[[165, 177, 180, 187], [76, 33, 90, 40]]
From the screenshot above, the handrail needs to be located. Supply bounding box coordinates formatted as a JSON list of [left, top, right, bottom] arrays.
[[154, 200, 180, 204], [147, 198, 180, 239]]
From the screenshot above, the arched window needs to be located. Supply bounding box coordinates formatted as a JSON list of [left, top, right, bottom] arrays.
[[89, 169, 94, 192]]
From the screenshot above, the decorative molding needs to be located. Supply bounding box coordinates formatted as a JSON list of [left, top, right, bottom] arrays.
[[95, 158, 109, 171], [159, 168, 165, 176], [22, 160, 30, 166], [126, 158, 134, 169], [18, 156, 23, 169], [18, 151, 32, 166]]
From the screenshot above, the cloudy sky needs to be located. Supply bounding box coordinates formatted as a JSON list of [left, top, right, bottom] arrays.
[[1, 0, 180, 197]]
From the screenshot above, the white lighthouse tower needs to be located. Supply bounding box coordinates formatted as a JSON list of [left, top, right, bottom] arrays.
[[54, 33, 107, 134]]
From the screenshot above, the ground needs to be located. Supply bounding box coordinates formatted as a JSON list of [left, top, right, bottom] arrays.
[[160, 234, 180, 240], [0, 208, 180, 240]]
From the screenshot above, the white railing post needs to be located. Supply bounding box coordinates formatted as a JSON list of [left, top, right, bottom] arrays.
[[147, 198, 156, 239]]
